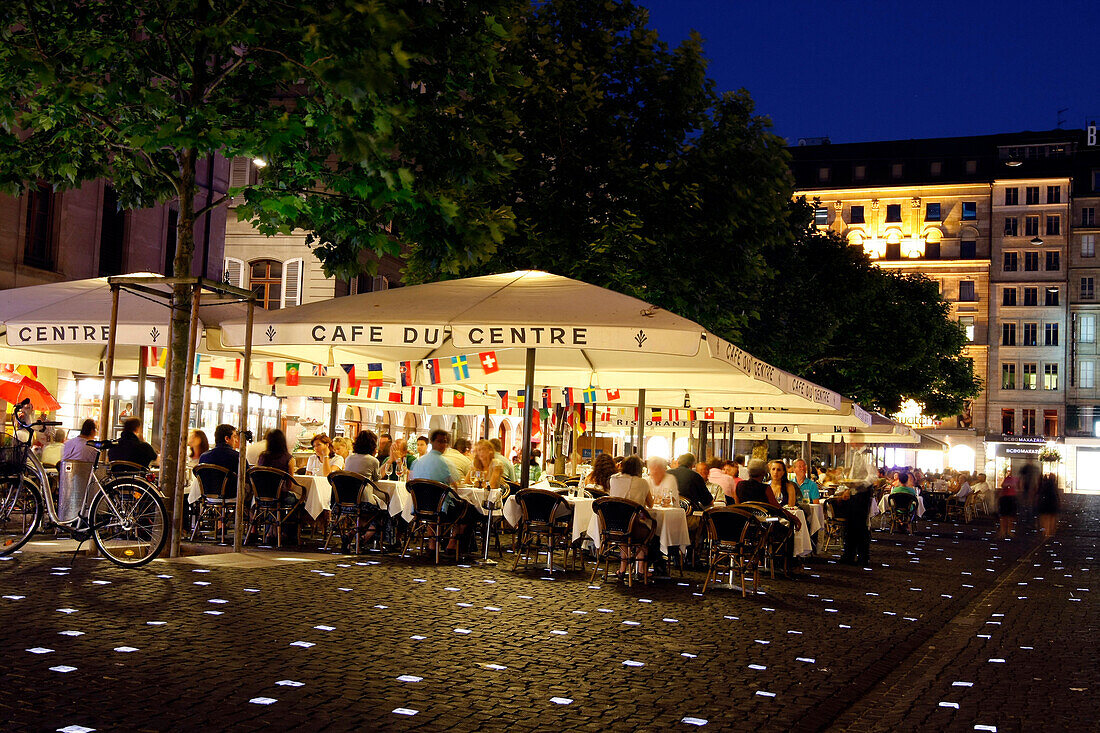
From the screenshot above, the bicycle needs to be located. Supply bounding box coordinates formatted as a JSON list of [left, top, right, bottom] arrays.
[[0, 398, 168, 567]]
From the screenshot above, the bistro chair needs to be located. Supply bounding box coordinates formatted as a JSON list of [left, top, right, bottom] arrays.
[[740, 502, 793, 579], [401, 479, 469, 564], [588, 496, 654, 588], [190, 464, 238, 544], [887, 493, 918, 534], [564, 477, 580, 487], [481, 482, 512, 558], [586, 487, 609, 499], [962, 491, 984, 523], [511, 488, 578, 573], [821, 499, 846, 553], [108, 460, 148, 478], [245, 466, 303, 548], [701, 507, 765, 596], [324, 471, 386, 554]]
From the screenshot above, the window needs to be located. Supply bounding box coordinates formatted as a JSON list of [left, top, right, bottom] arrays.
[[1080, 314, 1096, 342], [1003, 287, 1017, 306], [1026, 186, 1040, 205], [1022, 409, 1036, 436], [925, 240, 941, 259], [962, 201, 977, 220], [1045, 323, 1059, 346], [1081, 360, 1095, 389], [1001, 408, 1015, 435], [1045, 286, 1059, 306], [1024, 287, 1038, 306], [1024, 251, 1039, 271], [850, 205, 865, 224], [1004, 252, 1018, 271], [1001, 363, 1016, 389], [853, 165, 867, 181], [1047, 185, 1061, 203], [891, 163, 903, 179], [925, 203, 941, 221], [886, 204, 901, 223], [1023, 363, 1038, 390], [930, 161, 942, 176], [1094, 170, 1100, 192], [1044, 409, 1059, 437], [1025, 215, 1040, 237], [1046, 215, 1060, 236], [1080, 277, 1094, 300], [958, 280, 976, 302], [1004, 217, 1018, 236], [249, 259, 283, 310], [966, 159, 978, 174], [960, 240, 976, 259], [1004, 187, 1019, 205], [1002, 322, 1017, 346], [23, 183, 56, 270], [98, 186, 126, 277], [1082, 234, 1095, 257], [1083, 207, 1096, 227], [1023, 322, 1037, 346], [1044, 363, 1059, 390], [960, 316, 975, 341], [814, 207, 828, 226], [817, 167, 831, 183]]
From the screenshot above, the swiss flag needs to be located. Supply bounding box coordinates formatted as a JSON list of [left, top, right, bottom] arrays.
[[479, 351, 500, 373], [704, 408, 715, 420], [606, 389, 620, 401]]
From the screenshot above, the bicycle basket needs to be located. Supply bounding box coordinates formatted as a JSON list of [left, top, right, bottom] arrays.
[[0, 437, 30, 477]]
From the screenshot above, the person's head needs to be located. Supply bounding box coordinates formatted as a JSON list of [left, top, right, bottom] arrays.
[[590, 453, 617, 489], [474, 439, 496, 466], [332, 436, 351, 458], [187, 429, 210, 459], [79, 418, 97, 438], [898, 471, 910, 485], [722, 460, 738, 476], [647, 456, 668, 482], [768, 459, 788, 484], [892, 471, 901, 482], [429, 429, 450, 453], [416, 435, 429, 455], [677, 453, 696, 469], [453, 437, 471, 456], [734, 456, 745, 467], [353, 430, 378, 456], [793, 459, 808, 481], [694, 462, 709, 479], [620, 455, 643, 477], [978, 473, 986, 482], [264, 429, 289, 457], [390, 438, 408, 458], [121, 417, 142, 437], [377, 434, 392, 456], [707, 457, 724, 472], [214, 423, 237, 449], [489, 438, 503, 455], [747, 459, 767, 481], [311, 433, 333, 457], [124, 402, 133, 411]]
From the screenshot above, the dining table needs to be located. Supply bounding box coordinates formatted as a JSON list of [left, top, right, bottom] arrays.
[[585, 504, 690, 557], [502, 492, 596, 546]]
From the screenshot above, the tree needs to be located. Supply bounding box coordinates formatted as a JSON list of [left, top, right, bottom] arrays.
[[741, 199, 983, 417], [0, 0, 520, 550]]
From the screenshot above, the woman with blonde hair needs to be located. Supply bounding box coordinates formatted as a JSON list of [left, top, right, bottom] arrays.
[[465, 439, 506, 489]]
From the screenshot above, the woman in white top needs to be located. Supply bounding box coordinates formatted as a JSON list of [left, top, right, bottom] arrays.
[[606, 455, 654, 581], [646, 456, 679, 504], [306, 434, 344, 477]]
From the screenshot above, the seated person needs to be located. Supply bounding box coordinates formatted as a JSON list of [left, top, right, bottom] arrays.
[[669, 453, 712, 509], [608, 455, 654, 580], [62, 419, 100, 465], [646, 456, 680, 504], [379, 438, 412, 480], [306, 433, 344, 477], [465, 439, 506, 490], [199, 423, 242, 474], [107, 418, 158, 468], [707, 458, 737, 504], [793, 459, 820, 502], [344, 430, 381, 484], [890, 471, 917, 496], [442, 443, 473, 485], [583, 453, 617, 493], [490, 438, 515, 481], [409, 430, 467, 552]]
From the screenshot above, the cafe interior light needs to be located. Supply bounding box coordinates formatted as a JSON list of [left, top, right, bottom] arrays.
[[252, 157, 267, 168]]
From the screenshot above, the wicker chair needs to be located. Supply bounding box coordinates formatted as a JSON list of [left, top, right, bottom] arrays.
[[324, 471, 387, 553], [401, 479, 469, 564], [512, 488, 579, 572], [740, 502, 794, 578], [887, 493, 918, 534], [190, 464, 237, 544], [588, 496, 654, 587], [245, 466, 303, 547], [701, 507, 765, 596], [821, 499, 847, 552]]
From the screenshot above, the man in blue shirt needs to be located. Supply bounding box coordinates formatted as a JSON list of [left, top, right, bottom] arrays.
[[199, 424, 241, 473], [409, 429, 454, 486], [793, 459, 820, 501]]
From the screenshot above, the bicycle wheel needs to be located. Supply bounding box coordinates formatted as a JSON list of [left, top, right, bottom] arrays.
[[0, 477, 42, 555], [90, 479, 167, 567]]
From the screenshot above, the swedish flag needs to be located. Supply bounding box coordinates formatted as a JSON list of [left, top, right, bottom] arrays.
[[451, 355, 469, 380]]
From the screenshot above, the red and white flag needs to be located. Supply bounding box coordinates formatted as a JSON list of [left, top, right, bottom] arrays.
[[479, 351, 500, 374]]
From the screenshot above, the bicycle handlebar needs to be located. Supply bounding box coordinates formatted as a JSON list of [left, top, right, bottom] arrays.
[[11, 397, 63, 431]]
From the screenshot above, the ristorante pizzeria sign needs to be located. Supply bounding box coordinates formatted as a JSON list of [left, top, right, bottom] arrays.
[[222, 322, 702, 355]]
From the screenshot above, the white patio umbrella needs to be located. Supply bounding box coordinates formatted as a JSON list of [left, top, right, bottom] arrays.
[[216, 271, 843, 485]]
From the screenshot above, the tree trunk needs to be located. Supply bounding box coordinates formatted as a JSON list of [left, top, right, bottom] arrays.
[[160, 149, 198, 556]]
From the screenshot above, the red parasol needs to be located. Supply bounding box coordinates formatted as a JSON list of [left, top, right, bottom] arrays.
[[0, 370, 62, 411]]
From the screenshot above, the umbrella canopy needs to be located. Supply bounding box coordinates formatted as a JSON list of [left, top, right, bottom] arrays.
[[0, 369, 61, 411], [216, 271, 840, 410]]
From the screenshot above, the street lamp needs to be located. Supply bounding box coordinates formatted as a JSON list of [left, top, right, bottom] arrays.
[[1030, 236, 1044, 246]]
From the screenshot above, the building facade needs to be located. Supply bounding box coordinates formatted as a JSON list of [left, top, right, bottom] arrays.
[[791, 129, 1100, 491]]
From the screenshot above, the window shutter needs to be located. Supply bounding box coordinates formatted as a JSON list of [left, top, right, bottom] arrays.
[[372, 275, 389, 292], [223, 257, 245, 288], [282, 258, 303, 307], [228, 157, 251, 207]]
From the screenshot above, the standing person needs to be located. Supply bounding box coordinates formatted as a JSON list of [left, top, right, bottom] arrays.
[[1017, 460, 1040, 529], [306, 434, 343, 477], [1036, 472, 1060, 538], [835, 481, 873, 566], [62, 419, 100, 464], [997, 469, 1018, 539], [107, 418, 158, 468], [344, 430, 381, 483]]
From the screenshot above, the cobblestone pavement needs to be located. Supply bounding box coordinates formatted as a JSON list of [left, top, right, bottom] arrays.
[[2, 496, 1097, 732]]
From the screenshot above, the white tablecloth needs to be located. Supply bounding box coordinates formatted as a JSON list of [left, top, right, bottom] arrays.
[[299, 475, 332, 519], [785, 508, 813, 558], [585, 505, 690, 557], [502, 494, 595, 545], [878, 492, 925, 518], [801, 503, 825, 535]]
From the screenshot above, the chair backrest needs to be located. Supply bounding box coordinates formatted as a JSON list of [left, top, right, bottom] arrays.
[[564, 477, 580, 487], [547, 479, 567, 488], [109, 460, 147, 476], [406, 479, 452, 515], [193, 463, 234, 499], [824, 499, 844, 522], [592, 495, 644, 539], [705, 506, 758, 546], [586, 487, 609, 499], [247, 466, 290, 503], [888, 492, 917, 514], [369, 477, 390, 504], [329, 470, 368, 506], [515, 488, 567, 525]]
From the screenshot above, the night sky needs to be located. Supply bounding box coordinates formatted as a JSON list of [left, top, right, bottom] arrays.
[[642, 0, 1100, 144]]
